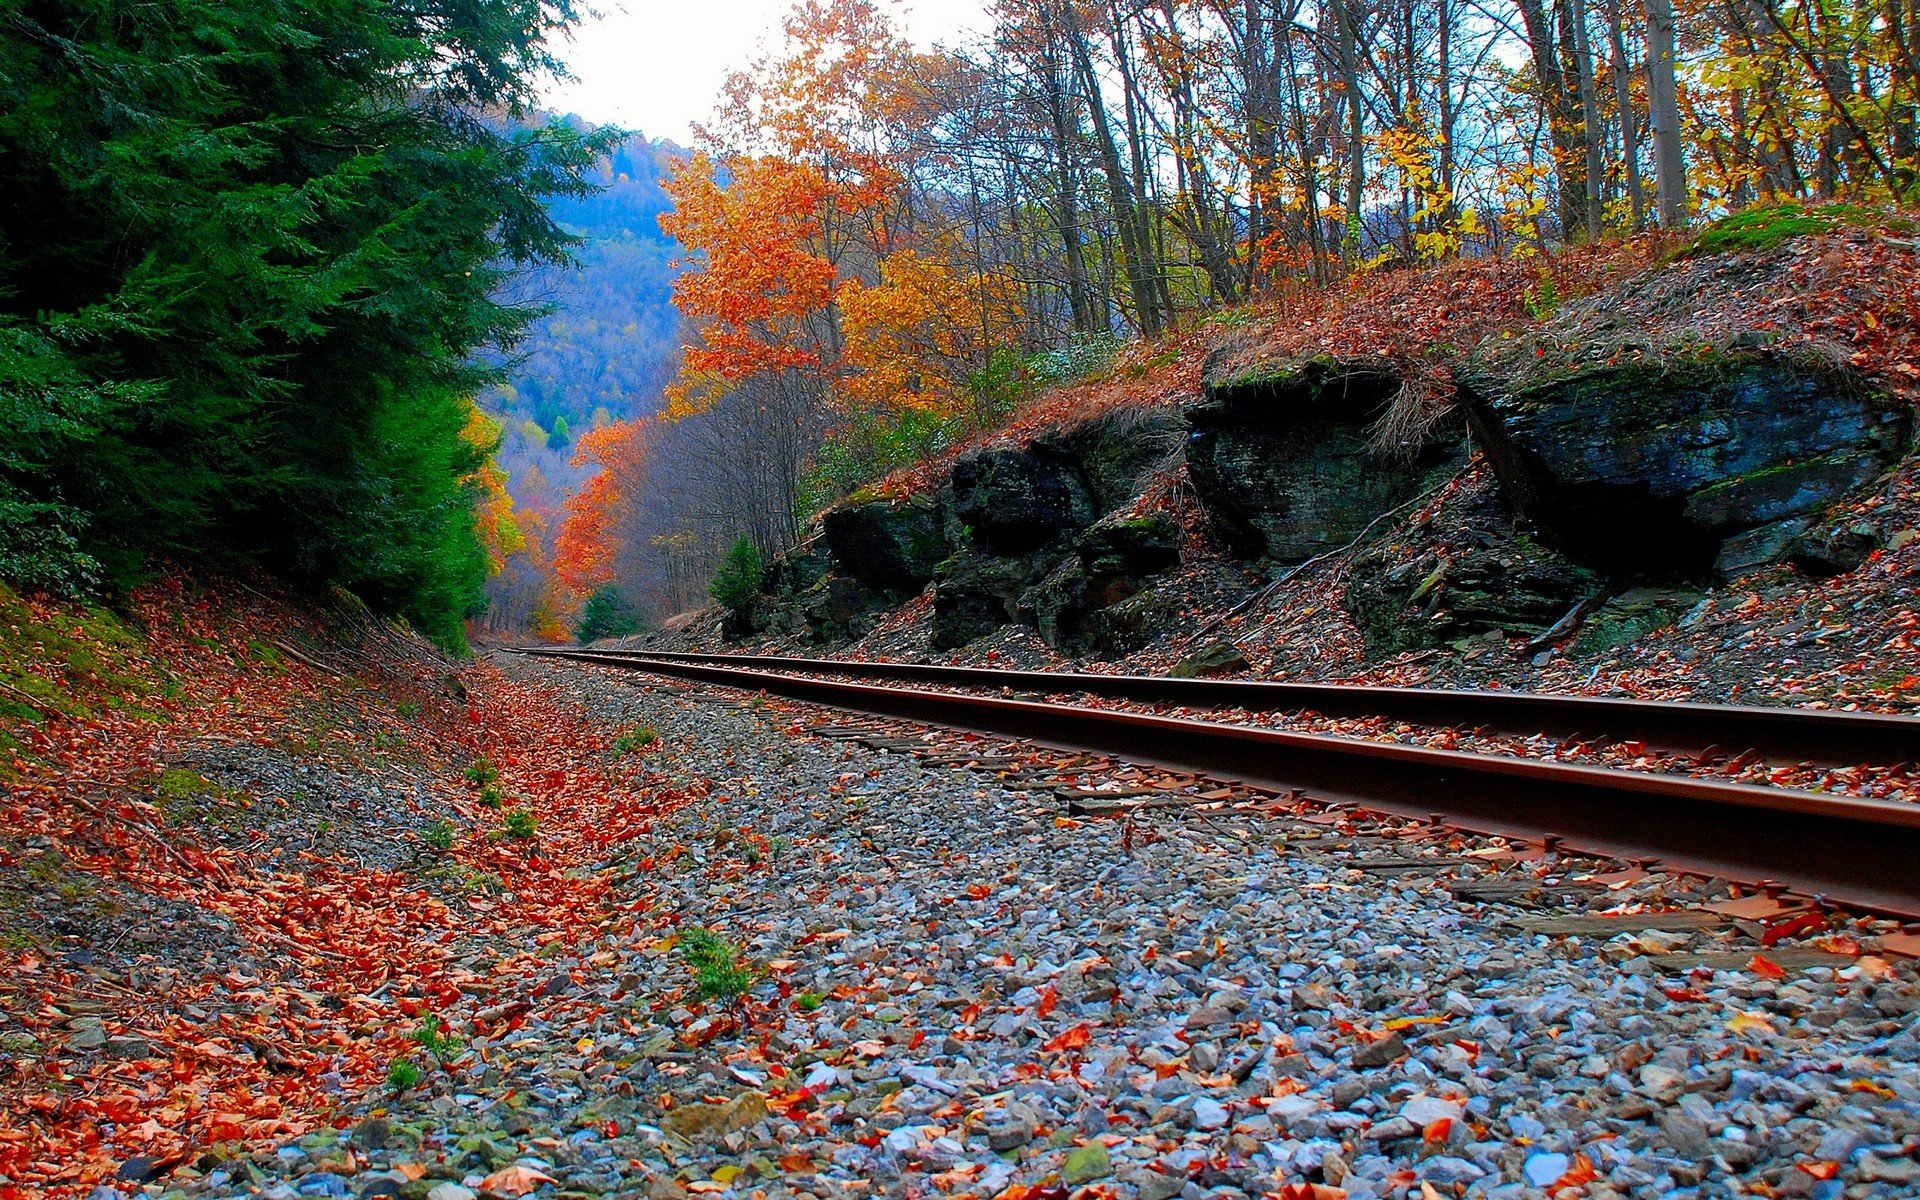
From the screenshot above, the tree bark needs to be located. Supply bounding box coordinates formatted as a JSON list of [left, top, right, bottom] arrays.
[[1603, 0, 1645, 225], [1644, 0, 1689, 226]]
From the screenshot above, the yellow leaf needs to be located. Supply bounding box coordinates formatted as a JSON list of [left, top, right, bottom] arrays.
[[1726, 1011, 1775, 1036], [711, 1165, 743, 1184]]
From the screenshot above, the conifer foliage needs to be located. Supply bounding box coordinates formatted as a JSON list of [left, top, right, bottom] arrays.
[[0, 0, 613, 648]]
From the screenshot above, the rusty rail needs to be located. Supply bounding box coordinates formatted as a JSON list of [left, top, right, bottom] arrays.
[[516, 647, 1920, 919], [573, 648, 1919, 765]]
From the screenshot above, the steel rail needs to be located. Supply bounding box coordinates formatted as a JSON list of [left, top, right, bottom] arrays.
[[516, 647, 1920, 919], [553, 648, 1920, 766]]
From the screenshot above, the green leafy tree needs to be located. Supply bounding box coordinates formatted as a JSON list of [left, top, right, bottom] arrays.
[[707, 537, 764, 623], [574, 584, 642, 643], [0, 0, 617, 648]]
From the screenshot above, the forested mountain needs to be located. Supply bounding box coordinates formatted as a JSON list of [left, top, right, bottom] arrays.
[[484, 133, 688, 511]]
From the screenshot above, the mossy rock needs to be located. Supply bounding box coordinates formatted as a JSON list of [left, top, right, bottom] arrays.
[[1464, 352, 1913, 577], [948, 445, 1098, 553], [820, 497, 949, 594]]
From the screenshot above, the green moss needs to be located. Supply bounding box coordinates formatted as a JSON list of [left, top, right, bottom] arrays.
[[154, 767, 252, 826], [1678, 202, 1909, 260], [0, 583, 163, 759]]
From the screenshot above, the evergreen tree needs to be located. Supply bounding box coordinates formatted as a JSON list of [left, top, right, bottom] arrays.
[[0, 0, 616, 648], [574, 584, 642, 643], [707, 538, 763, 625]]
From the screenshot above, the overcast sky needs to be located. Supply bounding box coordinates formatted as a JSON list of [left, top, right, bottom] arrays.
[[543, 0, 989, 142]]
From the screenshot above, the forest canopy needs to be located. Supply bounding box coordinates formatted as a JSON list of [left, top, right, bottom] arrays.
[[0, 0, 614, 648]]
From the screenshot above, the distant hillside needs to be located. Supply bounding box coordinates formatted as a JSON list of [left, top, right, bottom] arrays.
[[483, 130, 688, 515]]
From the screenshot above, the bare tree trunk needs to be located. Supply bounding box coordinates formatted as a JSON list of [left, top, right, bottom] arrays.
[[1569, 0, 1609, 236], [1604, 0, 1646, 226], [1328, 0, 1366, 257], [1064, 1, 1164, 335], [1644, 0, 1689, 226], [1516, 0, 1592, 239], [1039, 25, 1099, 332], [1438, 0, 1457, 203]]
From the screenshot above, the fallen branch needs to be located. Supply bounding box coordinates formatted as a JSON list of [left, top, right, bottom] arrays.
[[1524, 590, 1608, 656]]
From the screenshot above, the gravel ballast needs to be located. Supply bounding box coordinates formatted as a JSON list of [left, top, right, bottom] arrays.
[[204, 652, 1920, 1200]]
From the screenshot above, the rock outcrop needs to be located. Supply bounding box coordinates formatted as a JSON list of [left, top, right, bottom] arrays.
[[1467, 352, 1912, 577], [1187, 354, 1461, 561], [930, 554, 1051, 651], [1033, 514, 1182, 656], [820, 496, 949, 593], [948, 445, 1098, 553], [1343, 478, 1600, 657]]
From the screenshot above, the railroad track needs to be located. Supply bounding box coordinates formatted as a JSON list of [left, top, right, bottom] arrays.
[[512, 646, 1920, 921]]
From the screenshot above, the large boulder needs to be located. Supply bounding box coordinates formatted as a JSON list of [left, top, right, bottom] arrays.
[[1464, 352, 1913, 576], [752, 541, 836, 638], [820, 496, 949, 594], [1042, 410, 1189, 509], [948, 446, 1098, 553], [797, 574, 876, 644], [1186, 355, 1461, 562]]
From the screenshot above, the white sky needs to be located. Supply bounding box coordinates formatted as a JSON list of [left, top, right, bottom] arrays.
[[543, 0, 990, 142]]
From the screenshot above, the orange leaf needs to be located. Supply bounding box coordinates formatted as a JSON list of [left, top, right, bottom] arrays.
[[480, 1165, 556, 1197]]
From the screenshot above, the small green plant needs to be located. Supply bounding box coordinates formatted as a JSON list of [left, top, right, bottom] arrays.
[[708, 538, 764, 621], [410, 1014, 462, 1063], [478, 784, 504, 809], [422, 819, 455, 853], [396, 700, 421, 720], [1522, 268, 1560, 321], [464, 756, 499, 787], [387, 1058, 420, 1092], [613, 726, 658, 755], [795, 991, 823, 1012], [503, 807, 537, 840], [678, 926, 762, 1012]]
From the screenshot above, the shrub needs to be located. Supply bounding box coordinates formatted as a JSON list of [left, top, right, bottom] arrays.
[[678, 926, 761, 1010], [387, 1058, 420, 1092], [410, 1015, 461, 1063], [478, 784, 504, 809], [613, 726, 657, 755], [574, 584, 643, 644], [422, 820, 455, 853], [464, 756, 499, 787], [707, 538, 763, 618], [502, 807, 536, 839]]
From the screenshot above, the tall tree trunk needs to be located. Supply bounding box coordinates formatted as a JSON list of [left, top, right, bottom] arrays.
[[1437, 0, 1457, 203], [1039, 28, 1099, 332], [1328, 0, 1366, 257], [1515, 0, 1592, 239], [1604, 0, 1645, 226], [1064, 3, 1161, 335], [1644, 0, 1689, 226], [1569, 0, 1609, 236]]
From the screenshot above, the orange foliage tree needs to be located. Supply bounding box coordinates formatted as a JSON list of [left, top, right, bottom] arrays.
[[553, 417, 656, 598]]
